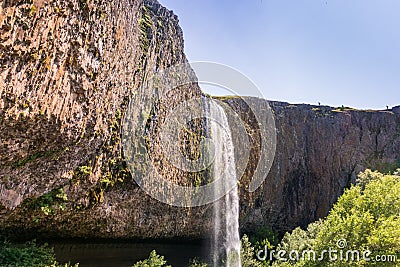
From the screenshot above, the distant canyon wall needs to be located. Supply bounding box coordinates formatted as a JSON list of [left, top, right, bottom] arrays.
[[222, 98, 400, 233]]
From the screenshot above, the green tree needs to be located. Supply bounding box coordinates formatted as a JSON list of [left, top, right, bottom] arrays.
[[273, 169, 400, 267]]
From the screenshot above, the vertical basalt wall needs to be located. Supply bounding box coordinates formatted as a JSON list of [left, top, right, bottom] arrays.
[[0, 0, 211, 239], [1, 0, 399, 239], [221, 98, 400, 233]]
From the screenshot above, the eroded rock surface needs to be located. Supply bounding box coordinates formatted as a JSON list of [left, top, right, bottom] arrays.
[[1, 0, 399, 239], [223, 99, 400, 233]]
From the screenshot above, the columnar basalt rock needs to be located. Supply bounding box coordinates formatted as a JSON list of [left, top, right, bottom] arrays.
[[1, 0, 399, 239], [221, 99, 400, 233], [0, 0, 208, 239]]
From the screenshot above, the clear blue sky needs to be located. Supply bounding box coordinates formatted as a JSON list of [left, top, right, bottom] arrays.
[[158, 0, 399, 109]]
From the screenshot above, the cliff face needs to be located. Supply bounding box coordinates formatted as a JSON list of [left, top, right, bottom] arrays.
[[0, 0, 143, 207], [221, 99, 400, 233], [1, 0, 399, 239], [0, 0, 209, 239]]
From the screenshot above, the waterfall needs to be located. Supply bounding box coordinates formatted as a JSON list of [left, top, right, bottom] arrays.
[[206, 99, 241, 267]]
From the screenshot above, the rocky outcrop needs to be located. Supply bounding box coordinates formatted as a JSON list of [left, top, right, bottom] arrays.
[[0, 0, 208, 239], [1, 0, 399, 239], [222, 99, 400, 233], [1, 0, 142, 208]]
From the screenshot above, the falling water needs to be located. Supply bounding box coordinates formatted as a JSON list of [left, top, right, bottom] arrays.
[[206, 99, 241, 267]]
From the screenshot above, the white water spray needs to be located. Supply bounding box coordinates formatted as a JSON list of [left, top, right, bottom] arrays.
[[206, 100, 241, 267]]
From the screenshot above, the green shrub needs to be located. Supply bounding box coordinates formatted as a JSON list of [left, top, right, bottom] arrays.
[[132, 250, 171, 267], [0, 240, 78, 267], [188, 258, 207, 267], [0, 240, 55, 267], [24, 188, 68, 215], [276, 219, 323, 265], [241, 235, 263, 267]]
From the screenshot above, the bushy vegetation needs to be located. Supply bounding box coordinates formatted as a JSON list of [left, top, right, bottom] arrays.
[[240, 235, 264, 267], [0, 240, 78, 267], [23, 187, 68, 216], [3, 170, 397, 267], [271, 169, 400, 266], [131, 250, 171, 267], [188, 258, 207, 267], [130, 169, 399, 267]]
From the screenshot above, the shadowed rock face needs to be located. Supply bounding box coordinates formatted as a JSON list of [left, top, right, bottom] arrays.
[[1, 0, 143, 206], [1, 0, 400, 239], [0, 0, 208, 239], [221, 99, 400, 234]]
